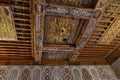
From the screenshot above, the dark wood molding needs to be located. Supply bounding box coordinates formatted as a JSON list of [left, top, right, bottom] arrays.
[[106, 45, 120, 64]]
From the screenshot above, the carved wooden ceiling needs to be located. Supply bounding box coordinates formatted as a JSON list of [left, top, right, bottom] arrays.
[[0, 0, 120, 65]]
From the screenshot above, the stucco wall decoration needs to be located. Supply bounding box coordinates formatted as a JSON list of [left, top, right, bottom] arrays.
[[0, 65, 118, 80], [0, 6, 17, 41]]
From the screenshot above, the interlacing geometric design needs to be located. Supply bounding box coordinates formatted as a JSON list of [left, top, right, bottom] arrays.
[[0, 65, 118, 80]]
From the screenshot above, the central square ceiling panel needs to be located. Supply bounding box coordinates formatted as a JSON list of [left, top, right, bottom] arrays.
[[44, 16, 88, 45]]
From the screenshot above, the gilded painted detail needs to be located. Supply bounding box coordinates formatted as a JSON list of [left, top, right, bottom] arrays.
[[98, 19, 120, 45], [0, 6, 17, 41], [44, 16, 79, 44]]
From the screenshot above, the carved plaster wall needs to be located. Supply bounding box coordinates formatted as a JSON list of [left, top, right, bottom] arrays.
[[0, 65, 118, 80]]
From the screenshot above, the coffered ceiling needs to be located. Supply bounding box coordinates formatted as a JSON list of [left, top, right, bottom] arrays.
[[0, 0, 120, 65]]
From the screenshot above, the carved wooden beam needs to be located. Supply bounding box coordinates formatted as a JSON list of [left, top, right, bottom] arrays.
[[45, 4, 95, 19], [43, 47, 75, 53], [34, 1, 45, 61], [43, 44, 75, 52], [69, 0, 111, 62], [35, 3, 95, 19]]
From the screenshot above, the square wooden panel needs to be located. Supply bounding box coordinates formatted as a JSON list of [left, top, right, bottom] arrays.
[[44, 15, 88, 46]]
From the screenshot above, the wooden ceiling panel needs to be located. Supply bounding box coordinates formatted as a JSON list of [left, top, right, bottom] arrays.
[[0, 0, 120, 65], [44, 15, 87, 45], [46, 0, 98, 9]]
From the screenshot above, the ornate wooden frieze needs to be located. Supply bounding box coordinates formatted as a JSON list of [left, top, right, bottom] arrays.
[[45, 5, 95, 19], [98, 19, 120, 45], [0, 6, 17, 41]]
